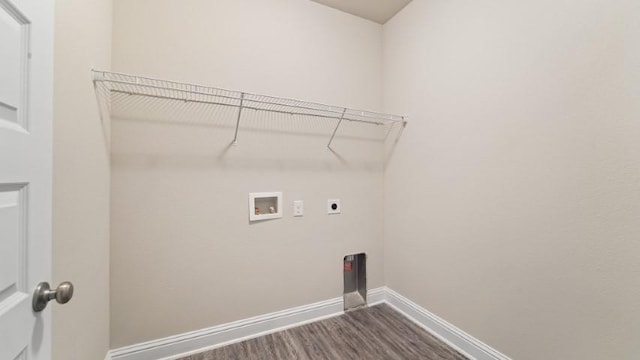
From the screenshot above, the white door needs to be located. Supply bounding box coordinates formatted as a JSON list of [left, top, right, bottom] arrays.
[[0, 0, 54, 359]]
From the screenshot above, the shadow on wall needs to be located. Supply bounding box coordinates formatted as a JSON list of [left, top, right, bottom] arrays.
[[99, 83, 405, 172]]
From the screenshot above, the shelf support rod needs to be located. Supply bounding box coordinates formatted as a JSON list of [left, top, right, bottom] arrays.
[[232, 93, 245, 145], [327, 108, 347, 150]]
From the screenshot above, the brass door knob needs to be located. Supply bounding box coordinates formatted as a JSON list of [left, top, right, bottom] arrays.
[[32, 281, 74, 312]]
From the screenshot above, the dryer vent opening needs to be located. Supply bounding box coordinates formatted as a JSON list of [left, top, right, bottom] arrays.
[[343, 253, 366, 311]]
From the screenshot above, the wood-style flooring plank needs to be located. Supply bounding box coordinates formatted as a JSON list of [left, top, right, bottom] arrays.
[[178, 304, 468, 360]]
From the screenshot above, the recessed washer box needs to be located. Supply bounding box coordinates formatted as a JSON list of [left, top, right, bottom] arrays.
[[249, 192, 283, 221]]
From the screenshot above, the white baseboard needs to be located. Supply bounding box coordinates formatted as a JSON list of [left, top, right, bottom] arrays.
[[108, 287, 509, 360], [383, 288, 511, 360], [109, 288, 384, 360], [104, 353, 113, 360], [366, 286, 386, 305]]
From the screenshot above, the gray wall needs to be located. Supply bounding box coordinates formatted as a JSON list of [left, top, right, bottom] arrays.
[[109, 0, 386, 347], [53, 0, 112, 359], [383, 0, 640, 359]]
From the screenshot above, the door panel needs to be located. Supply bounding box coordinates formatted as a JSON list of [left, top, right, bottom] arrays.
[[0, 0, 28, 128], [0, 185, 26, 295]]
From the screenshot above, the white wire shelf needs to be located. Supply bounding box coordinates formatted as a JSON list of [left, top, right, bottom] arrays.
[[92, 70, 406, 148]]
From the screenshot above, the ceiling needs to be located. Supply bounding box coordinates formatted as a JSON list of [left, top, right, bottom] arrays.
[[310, 0, 412, 24]]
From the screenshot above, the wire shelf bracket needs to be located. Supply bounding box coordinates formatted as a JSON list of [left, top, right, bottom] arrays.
[[92, 70, 407, 146], [232, 92, 245, 145], [327, 108, 347, 150]]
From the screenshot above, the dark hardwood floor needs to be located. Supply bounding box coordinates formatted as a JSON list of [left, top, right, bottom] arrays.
[[177, 304, 468, 360]]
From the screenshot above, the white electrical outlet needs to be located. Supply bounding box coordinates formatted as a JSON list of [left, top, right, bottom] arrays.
[[293, 200, 304, 217], [328, 199, 341, 214]]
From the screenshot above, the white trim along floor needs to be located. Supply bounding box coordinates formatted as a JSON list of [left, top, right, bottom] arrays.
[[107, 287, 511, 360]]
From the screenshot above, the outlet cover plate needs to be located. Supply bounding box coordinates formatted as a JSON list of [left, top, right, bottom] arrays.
[[328, 199, 341, 214], [293, 200, 304, 217]]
